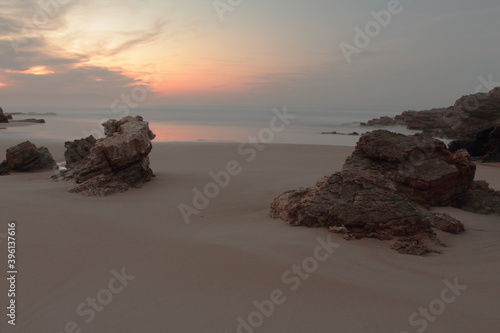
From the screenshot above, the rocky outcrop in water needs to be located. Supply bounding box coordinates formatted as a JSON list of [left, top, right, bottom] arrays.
[[271, 130, 500, 255], [10, 118, 45, 123], [0, 141, 56, 175], [0, 107, 9, 123], [58, 116, 156, 196]]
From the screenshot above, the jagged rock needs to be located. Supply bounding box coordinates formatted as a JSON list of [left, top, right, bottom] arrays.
[[343, 131, 476, 207], [271, 130, 499, 255], [64, 136, 97, 169], [4, 141, 56, 171], [60, 116, 156, 196], [362, 87, 500, 140], [0, 107, 9, 123]]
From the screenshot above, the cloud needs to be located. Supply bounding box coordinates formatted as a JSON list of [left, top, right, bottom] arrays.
[[0, 0, 168, 107]]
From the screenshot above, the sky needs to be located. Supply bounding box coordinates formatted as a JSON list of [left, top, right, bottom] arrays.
[[0, 0, 499, 111]]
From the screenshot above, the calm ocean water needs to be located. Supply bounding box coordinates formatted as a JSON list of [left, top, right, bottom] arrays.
[[0, 106, 418, 146]]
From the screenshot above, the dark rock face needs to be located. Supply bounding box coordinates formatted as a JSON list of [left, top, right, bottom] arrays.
[[59, 116, 156, 196], [64, 136, 97, 169], [271, 130, 500, 255], [0, 107, 9, 123], [0, 161, 10, 175], [3, 141, 56, 172], [449, 124, 500, 162]]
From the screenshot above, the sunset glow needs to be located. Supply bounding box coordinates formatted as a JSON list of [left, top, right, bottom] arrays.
[[0, 1, 499, 109]]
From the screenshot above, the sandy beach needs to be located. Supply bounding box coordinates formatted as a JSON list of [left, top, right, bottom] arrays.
[[0, 138, 499, 333]]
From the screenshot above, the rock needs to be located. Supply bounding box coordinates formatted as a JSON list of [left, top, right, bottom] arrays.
[[4, 141, 56, 171], [60, 116, 156, 196], [428, 213, 465, 234], [321, 131, 360, 136], [270, 130, 498, 255], [0, 107, 9, 123], [64, 136, 97, 169], [0, 161, 10, 175], [452, 181, 500, 215], [449, 122, 500, 162], [344, 131, 476, 207], [360, 116, 397, 127], [10, 118, 45, 123], [391, 237, 441, 256], [362, 87, 500, 140]]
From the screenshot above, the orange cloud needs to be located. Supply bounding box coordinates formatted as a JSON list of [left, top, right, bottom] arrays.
[[6, 66, 55, 75]]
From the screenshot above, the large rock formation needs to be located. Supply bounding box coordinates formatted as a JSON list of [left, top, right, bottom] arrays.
[[271, 130, 500, 255], [362, 87, 500, 138], [58, 116, 156, 196], [0, 141, 56, 175], [0, 107, 9, 123]]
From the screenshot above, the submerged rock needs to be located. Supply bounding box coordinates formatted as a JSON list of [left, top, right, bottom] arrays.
[[271, 130, 500, 255], [10, 118, 45, 123], [59, 116, 156, 196]]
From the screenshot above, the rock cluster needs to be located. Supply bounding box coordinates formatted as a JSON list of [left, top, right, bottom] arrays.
[[0, 107, 45, 124], [271, 130, 500, 255], [57, 116, 156, 196], [361, 87, 500, 137], [0, 141, 56, 175], [361, 87, 500, 161]]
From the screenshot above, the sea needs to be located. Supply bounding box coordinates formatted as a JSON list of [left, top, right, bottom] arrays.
[[0, 105, 420, 147]]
